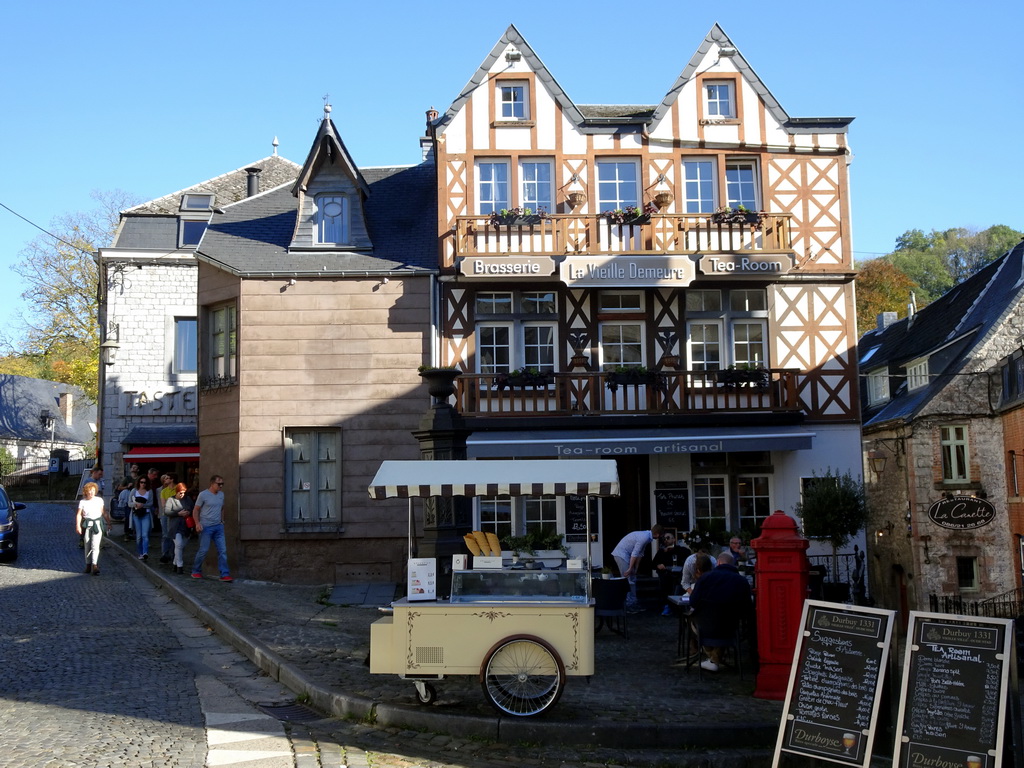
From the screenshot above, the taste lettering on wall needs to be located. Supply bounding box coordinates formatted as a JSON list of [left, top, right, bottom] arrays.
[[120, 387, 198, 416]]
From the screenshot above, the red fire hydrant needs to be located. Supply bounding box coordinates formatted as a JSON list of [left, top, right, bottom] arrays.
[[751, 509, 809, 700]]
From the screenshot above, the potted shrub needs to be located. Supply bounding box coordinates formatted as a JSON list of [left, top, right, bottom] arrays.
[[602, 202, 657, 225], [494, 366, 554, 390], [710, 205, 768, 230], [600, 566, 613, 580], [489, 207, 547, 226], [716, 363, 770, 389], [606, 365, 661, 391]]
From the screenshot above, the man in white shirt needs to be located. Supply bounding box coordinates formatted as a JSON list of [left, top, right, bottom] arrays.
[[611, 524, 662, 610]]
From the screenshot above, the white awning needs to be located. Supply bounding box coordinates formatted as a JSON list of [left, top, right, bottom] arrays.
[[367, 459, 619, 500]]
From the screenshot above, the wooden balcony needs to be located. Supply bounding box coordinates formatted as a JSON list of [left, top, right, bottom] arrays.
[[453, 212, 793, 260], [452, 369, 801, 418]]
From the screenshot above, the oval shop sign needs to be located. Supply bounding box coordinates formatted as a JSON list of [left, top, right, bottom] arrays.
[[927, 496, 996, 530]]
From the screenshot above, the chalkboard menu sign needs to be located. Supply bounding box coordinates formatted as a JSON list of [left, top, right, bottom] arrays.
[[893, 613, 1015, 768], [564, 495, 596, 543], [776, 601, 895, 767], [654, 482, 688, 532]]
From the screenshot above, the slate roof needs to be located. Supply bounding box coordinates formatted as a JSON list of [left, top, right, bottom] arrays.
[[196, 162, 437, 276], [0, 375, 95, 445], [122, 155, 302, 217], [859, 241, 1024, 428]]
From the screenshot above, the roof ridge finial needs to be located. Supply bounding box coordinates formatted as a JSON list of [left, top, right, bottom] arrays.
[[322, 94, 332, 123], [272, 136, 279, 156]]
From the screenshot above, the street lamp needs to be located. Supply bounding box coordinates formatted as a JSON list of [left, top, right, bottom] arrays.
[[40, 409, 56, 497]]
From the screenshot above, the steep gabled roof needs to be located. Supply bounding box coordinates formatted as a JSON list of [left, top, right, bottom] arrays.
[[434, 24, 853, 138], [859, 241, 1024, 427], [0, 375, 94, 445], [291, 114, 370, 198]]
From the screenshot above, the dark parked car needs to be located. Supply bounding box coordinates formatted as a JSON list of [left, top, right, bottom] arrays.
[[0, 485, 25, 561]]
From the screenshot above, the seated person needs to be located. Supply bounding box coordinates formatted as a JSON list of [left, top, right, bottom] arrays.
[[726, 536, 754, 568], [653, 532, 691, 615], [680, 544, 714, 594], [689, 551, 754, 672]]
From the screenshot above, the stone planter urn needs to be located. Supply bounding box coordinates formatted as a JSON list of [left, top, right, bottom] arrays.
[[418, 368, 461, 407]]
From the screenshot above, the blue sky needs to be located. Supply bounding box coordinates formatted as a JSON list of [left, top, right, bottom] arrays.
[[1, 0, 1021, 334]]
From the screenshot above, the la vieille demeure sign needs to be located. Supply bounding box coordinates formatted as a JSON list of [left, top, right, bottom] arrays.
[[459, 252, 794, 286], [926, 495, 996, 530]]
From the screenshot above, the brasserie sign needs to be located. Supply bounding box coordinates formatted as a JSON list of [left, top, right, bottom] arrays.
[[926, 495, 996, 530], [457, 255, 556, 279]]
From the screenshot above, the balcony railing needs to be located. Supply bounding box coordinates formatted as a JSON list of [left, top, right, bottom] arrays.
[[453, 212, 793, 260], [452, 368, 801, 417]]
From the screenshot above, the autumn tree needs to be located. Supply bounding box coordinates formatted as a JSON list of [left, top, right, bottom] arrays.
[[854, 258, 917, 335], [0, 190, 138, 401]]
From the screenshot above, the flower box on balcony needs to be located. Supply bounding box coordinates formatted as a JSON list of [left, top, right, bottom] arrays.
[[606, 366, 663, 391], [715, 366, 770, 389], [489, 208, 547, 227], [711, 206, 768, 230], [494, 368, 555, 390], [602, 203, 657, 226]]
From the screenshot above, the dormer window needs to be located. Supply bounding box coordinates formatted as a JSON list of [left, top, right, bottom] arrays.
[[315, 194, 349, 244], [867, 368, 890, 405], [181, 193, 214, 211], [179, 220, 207, 247], [906, 358, 929, 391]]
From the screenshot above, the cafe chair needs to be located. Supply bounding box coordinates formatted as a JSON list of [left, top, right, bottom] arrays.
[[592, 577, 630, 639], [692, 609, 743, 680]]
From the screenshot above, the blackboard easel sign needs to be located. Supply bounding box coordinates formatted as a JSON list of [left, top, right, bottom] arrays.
[[564, 495, 596, 543], [893, 612, 1020, 768], [774, 600, 895, 767], [653, 481, 688, 532]]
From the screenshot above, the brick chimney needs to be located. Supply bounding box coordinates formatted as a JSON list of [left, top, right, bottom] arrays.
[[58, 391, 73, 426], [420, 107, 438, 163]]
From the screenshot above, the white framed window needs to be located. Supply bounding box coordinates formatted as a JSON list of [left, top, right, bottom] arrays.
[[180, 193, 214, 211], [315, 194, 349, 244], [956, 556, 979, 591], [736, 475, 770, 533], [477, 161, 510, 214], [693, 476, 727, 530], [478, 496, 560, 542], [475, 291, 558, 373], [683, 159, 716, 213], [498, 82, 528, 120], [704, 81, 735, 119], [206, 303, 236, 381], [940, 425, 969, 483], [732, 321, 766, 367], [596, 161, 639, 212], [599, 323, 644, 370], [174, 318, 197, 374], [730, 289, 766, 312], [907, 359, 929, 391], [686, 289, 722, 313], [725, 159, 758, 209], [867, 369, 890, 405], [687, 321, 722, 373], [598, 291, 643, 312], [479, 497, 514, 540], [285, 428, 340, 528], [179, 219, 207, 247], [520, 160, 552, 214]]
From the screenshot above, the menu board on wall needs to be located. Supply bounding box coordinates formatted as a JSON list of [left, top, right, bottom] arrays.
[[893, 613, 1017, 768], [653, 482, 688, 533], [775, 600, 895, 767], [564, 495, 597, 542]]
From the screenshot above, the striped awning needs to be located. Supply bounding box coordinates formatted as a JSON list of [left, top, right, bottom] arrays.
[[367, 459, 619, 500]]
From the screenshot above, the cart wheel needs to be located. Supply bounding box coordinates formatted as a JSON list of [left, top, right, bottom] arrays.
[[480, 635, 565, 716], [414, 681, 437, 705]]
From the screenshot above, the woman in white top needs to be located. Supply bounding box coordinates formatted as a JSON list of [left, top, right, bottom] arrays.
[[76, 482, 111, 575]]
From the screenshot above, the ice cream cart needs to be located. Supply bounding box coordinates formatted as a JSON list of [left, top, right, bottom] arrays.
[[367, 459, 619, 716]]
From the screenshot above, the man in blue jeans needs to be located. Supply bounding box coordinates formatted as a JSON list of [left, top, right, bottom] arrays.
[[191, 474, 233, 582]]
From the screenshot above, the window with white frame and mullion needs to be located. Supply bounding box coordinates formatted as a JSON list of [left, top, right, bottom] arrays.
[[736, 475, 770, 532], [599, 323, 643, 370], [732, 321, 766, 367], [940, 425, 969, 482], [520, 161, 552, 214], [596, 161, 639, 212], [683, 159, 716, 213], [693, 476, 727, 531], [687, 321, 722, 374], [725, 160, 758, 209], [477, 162, 510, 214], [705, 81, 734, 119], [499, 83, 527, 119]]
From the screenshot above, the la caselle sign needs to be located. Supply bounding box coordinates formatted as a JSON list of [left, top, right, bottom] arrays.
[[560, 254, 695, 287], [698, 253, 795, 277], [926, 495, 996, 530], [457, 255, 556, 279]]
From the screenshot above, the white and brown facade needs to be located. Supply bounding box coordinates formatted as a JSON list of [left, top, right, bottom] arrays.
[[429, 25, 863, 563]]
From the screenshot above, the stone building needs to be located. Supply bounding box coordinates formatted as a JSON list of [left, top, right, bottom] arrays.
[[860, 240, 1024, 626]]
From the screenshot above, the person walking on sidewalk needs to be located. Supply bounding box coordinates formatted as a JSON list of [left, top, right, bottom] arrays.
[[130, 477, 155, 561], [163, 483, 191, 574], [191, 474, 232, 582], [76, 482, 111, 575]]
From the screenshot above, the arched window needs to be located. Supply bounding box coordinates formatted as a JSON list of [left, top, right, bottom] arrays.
[[315, 194, 348, 244]]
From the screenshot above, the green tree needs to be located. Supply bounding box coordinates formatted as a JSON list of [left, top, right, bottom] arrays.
[[795, 468, 867, 577], [891, 225, 1023, 289], [0, 190, 138, 401], [854, 259, 917, 335]]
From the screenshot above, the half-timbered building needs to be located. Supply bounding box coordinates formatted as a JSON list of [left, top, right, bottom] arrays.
[[430, 24, 863, 565]]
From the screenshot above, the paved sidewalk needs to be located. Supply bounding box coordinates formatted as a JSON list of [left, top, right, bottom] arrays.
[[109, 531, 785, 751]]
